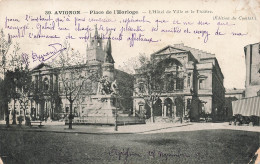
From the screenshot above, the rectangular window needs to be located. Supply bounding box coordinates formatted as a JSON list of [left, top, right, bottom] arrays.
[[188, 76, 190, 88], [199, 79, 206, 89], [176, 79, 184, 90], [59, 82, 63, 92], [199, 79, 203, 89], [65, 107, 69, 113], [139, 105, 144, 114]]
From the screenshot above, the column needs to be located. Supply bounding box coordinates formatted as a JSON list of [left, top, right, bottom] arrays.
[[184, 76, 187, 89], [36, 103, 39, 119], [173, 105, 176, 118], [39, 74, 42, 91], [183, 98, 186, 117], [79, 105, 82, 117], [161, 103, 164, 116], [50, 74, 53, 91], [190, 73, 193, 89], [48, 101, 51, 120], [174, 79, 177, 90], [164, 76, 167, 91], [29, 99, 32, 115], [164, 105, 167, 117]]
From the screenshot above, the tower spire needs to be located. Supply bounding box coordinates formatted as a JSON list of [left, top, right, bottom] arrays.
[[105, 31, 114, 64], [95, 24, 98, 37]]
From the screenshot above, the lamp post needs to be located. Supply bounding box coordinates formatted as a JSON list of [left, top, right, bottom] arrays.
[[114, 96, 118, 131]]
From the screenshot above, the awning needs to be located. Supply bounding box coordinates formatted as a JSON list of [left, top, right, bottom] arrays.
[[232, 96, 260, 116]]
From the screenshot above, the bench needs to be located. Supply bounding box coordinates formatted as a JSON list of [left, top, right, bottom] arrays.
[[30, 121, 44, 128]]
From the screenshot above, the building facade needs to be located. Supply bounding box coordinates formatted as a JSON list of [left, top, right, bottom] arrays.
[[244, 42, 260, 97], [7, 27, 134, 121], [133, 44, 225, 121]]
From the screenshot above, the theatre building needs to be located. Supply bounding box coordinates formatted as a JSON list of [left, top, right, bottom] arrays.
[[133, 44, 225, 121]]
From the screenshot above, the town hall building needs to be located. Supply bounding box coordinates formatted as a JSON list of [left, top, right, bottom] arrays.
[[7, 27, 134, 122]]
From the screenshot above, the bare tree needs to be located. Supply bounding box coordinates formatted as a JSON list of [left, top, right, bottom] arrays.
[[16, 68, 32, 123], [117, 53, 149, 75], [0, 29, 28, 126], [7, 43, 28, 124], [55, 41, 98, 129], [134, 54, 163, 123]]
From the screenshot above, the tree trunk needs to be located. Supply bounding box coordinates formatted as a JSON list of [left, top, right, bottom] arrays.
[[4, 103, 9, 127], [12, 99, 16, 125], [23, 109, 26, 125], [68, 101, 73, 129], [150, 101, 154, 123]]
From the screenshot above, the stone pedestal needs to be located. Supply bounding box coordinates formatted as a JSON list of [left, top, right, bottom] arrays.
[[88, 95, 116, 117], [70, 94, 146, 125]]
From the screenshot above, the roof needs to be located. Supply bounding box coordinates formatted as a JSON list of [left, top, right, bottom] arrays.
[[173, 43, 215, 60], [232, 96, 260, 116], [151, 45, 189, 56], [150, 45, 198, 63], [31, 63, 52, 71], [244, 42, 260, 48]]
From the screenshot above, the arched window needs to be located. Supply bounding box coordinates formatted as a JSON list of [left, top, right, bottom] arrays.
[[139, 82, 145, 93], [155, 58, 184, 91]]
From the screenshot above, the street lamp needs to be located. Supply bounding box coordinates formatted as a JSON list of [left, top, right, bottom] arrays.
[[114, 96, 118, 131]]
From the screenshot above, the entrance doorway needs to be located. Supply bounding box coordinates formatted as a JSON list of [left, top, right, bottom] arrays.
[[164, 98, 173, 117], [175, 97, 184, 117], [153, 99, 162, 116]]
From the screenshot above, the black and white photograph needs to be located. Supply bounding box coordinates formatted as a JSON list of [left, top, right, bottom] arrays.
[[0, 0, 259, 163]]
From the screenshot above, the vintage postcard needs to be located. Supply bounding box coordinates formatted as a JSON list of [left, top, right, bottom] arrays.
[[0, 0, 259, 163]]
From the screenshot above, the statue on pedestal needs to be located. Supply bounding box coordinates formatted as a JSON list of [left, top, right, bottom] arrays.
[[111, 80, 118, 95], [97, 76, 118, 95]]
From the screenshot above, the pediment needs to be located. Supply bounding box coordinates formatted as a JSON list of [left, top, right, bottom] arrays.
[[152, 45, 188, 56], [32, 63, 52, 71]]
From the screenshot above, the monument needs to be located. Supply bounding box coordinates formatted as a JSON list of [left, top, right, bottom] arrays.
[[89, 76, 118, 118], [71, 26, 145, 125]]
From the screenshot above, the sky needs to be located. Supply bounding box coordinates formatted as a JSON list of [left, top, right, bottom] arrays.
[[0, 0, 259, 89]]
